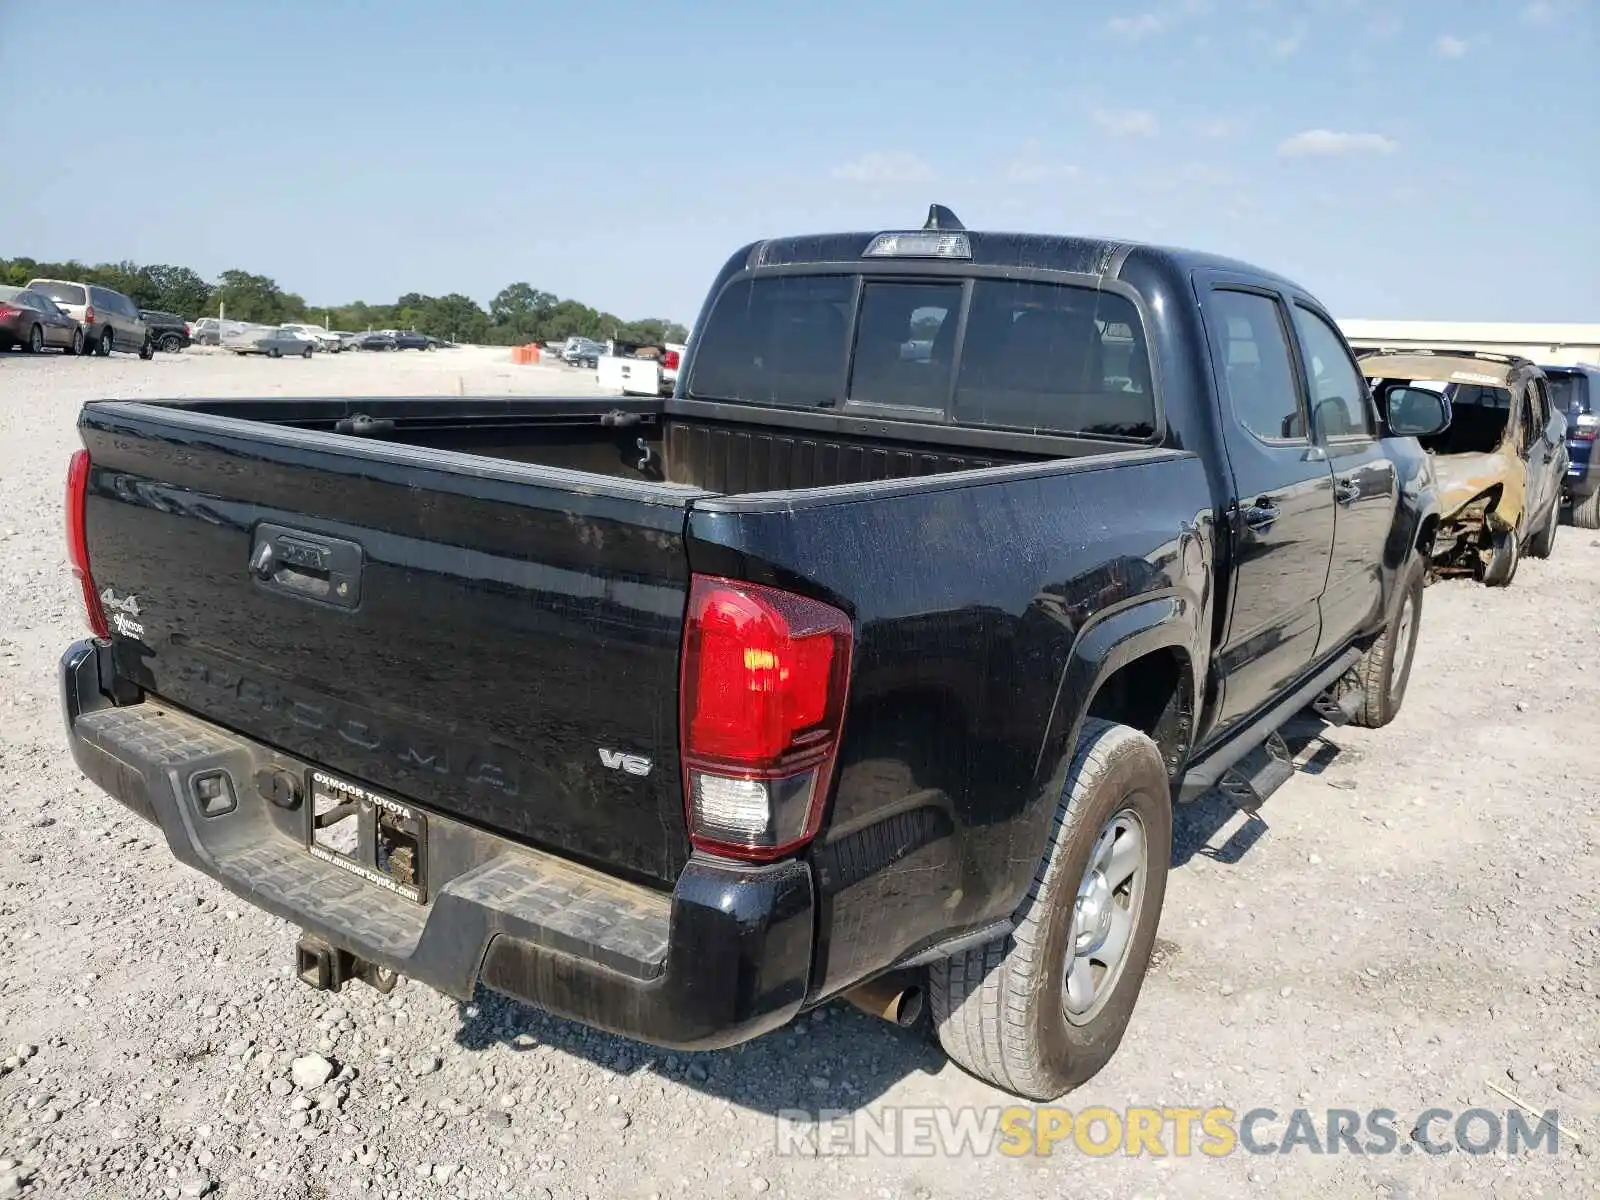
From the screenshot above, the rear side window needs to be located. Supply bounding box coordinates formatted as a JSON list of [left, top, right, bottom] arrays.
[[30, 280, 86, 305], [689, 275, 853, 408], [1207, 290, 1305, 441], [953, 281, 1155, 437]]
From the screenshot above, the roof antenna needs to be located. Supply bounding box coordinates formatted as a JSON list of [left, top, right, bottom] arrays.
[[923, 204, 965, 231]]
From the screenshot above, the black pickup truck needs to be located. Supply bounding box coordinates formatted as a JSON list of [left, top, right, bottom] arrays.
[[60, 207, 1450, 1100]]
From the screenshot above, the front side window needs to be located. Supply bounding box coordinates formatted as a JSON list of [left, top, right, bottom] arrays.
[[1292, 306, 1374, 438], [953, 280, 1156, 437]]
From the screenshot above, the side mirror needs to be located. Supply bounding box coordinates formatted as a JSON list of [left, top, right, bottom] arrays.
[[1386, 386, 1452, 438]]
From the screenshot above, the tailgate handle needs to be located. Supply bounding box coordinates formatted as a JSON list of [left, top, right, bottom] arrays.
[[250, 524, 363, 610]]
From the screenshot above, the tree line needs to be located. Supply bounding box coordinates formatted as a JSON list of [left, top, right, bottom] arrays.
[[0, 258, 688, 347]]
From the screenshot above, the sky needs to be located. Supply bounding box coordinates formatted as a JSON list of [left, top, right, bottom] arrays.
[[1, 0, 1595, 325]]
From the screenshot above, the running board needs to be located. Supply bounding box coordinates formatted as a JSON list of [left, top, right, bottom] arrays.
[[1310, 676, 1365, 726], [1179, 647, 1362, 803], [1216, 731, 1294, 813]]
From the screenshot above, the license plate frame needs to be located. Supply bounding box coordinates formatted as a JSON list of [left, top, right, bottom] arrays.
[[305, 770, 428, 903]]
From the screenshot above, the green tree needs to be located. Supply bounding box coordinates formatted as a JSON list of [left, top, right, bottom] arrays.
[[215, 269, 291, 323]]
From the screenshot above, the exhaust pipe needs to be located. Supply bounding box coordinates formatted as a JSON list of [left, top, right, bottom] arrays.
[[843, 976, 924, 1028]]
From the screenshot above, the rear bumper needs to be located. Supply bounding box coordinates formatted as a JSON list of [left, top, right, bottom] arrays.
[[60, 639, 814, 1050]]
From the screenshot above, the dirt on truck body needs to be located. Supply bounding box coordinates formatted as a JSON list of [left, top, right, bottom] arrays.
[[1361, 349, 1569, 586]]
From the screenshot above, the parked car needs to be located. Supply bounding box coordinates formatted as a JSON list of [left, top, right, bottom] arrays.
[[279, 323, 344, 353], [354, 331, 398, 351], [659, 341, 686, 395], [561, 337, 604, 368], [58, 206, 1447, 1101], [232, 328, 315, 358], [26, 279, 152, 358], [1542, 363, 1599, 529], [0, 285, 85, 354], [393, 330, 432, 351], [191, 317, 250, 346], [1361, 349, 1567, 584], [140, 310, 192, 353]]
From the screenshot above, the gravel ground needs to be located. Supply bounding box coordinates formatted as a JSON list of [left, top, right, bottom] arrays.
[[1, 347, 1596, 1199]]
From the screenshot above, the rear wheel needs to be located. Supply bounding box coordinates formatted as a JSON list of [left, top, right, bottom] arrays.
[[68, 327, 84, 355], [1573, 489, 1600, 531], [1350, 566, 1423, 728], [929, 719, 1171, 1100], [159, 333, 183, 353], [138, 335, 154, 360], [24, 324, 43, 354], [268, 347, 281, 359], [1526, 493, 1560, 559], [302, 346, 313, 359], [97, 329, 113, 357]]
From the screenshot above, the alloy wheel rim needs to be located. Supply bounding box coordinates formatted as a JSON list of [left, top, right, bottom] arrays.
[[1063, 808, 1148, 1025]]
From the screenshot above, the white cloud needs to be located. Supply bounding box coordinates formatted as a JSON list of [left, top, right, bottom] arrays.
[[1523, 1, 1557, 25], [1004, 158, 1082, 184], [1198, 117, 1238, 139], [1365, 13, 1403, 39], [1434, 33, 1470, 58], [1106, 12, 1165, 37], [1093, 108, 1160, 138], [1277, 129, 1399, 157], [1269, 23, 1307, 56], [830, 152, 935, 185]]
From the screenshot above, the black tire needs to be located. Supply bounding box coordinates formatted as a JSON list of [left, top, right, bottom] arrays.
[[159, 333, 183, 353], [1479, 527, 1519, 588], [23, 324, 42, 354], [67, 327, 84, 356], [268, 347, 281, 359], [1572, 489, 1600, 531], [1350, 565, 1423, 728], [929, 718, 1171, 1100], [96, 329, 113, 357], [138, 336, 154, 360], [302, 346, 313, 359], [1526, 494, 1560, 559]]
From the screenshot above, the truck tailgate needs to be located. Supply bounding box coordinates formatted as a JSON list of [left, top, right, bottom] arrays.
[[78, 403, 704, 885]]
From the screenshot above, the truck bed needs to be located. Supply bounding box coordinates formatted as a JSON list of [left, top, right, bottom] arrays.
[[148, 395, 1130, 494]]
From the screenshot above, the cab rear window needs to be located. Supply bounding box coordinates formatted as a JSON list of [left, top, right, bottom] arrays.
[[687, 273, 1157, 439]]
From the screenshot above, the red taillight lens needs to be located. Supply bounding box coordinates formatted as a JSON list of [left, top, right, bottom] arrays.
[[0, 305, 17, 320], [83, 304, 95, 326], [66, 450, 109, 639], [680, 575, 852, 860], [661, 350, 681, 371]]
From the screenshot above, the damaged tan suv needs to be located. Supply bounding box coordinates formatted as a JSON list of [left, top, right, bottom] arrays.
[[1361, 350, 1568, 586]]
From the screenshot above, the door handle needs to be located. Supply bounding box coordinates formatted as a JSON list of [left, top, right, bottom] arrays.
[[1334, 477, 1361, 506], [1242, 500, 1280, 530]]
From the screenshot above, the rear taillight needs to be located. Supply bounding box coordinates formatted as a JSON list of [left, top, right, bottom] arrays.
[[185, 323, 193, 337], [83, 304, 95, 326], [66, 450, 109, 639], [0, 305, 17, 320], [1573, 415, 1597, 442], [661, 350, 681, 372], [679, 575, 853, 861]]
